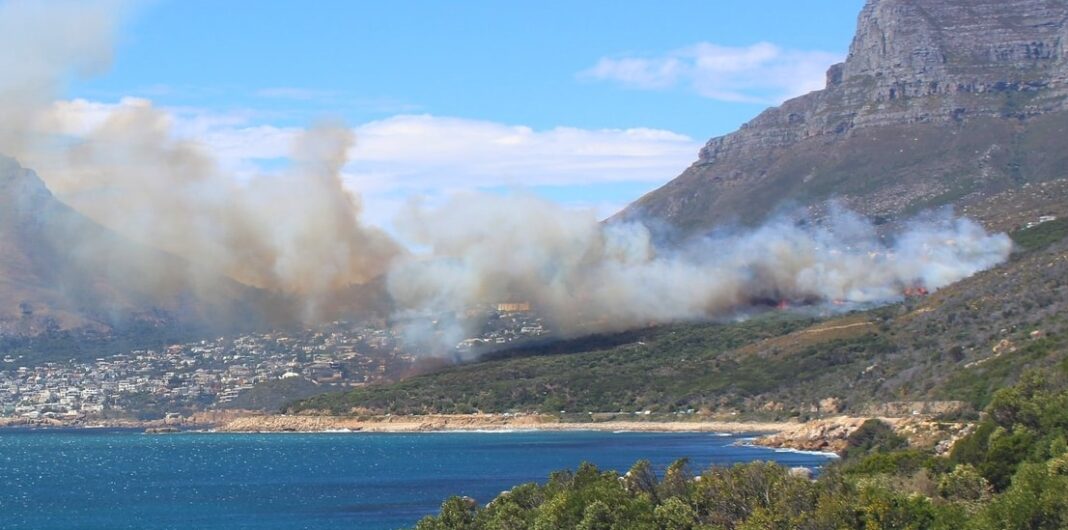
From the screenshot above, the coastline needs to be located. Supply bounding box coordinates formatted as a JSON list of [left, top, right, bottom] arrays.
[[2, 412, 966, 457], [212, 413, 971, 456], [213, 413, 796, 435], [0, 412, 795, 435]]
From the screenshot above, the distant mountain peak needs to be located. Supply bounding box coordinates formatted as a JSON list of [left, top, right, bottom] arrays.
[[0, 156, 270, 338], [0, 156, 51, 202]]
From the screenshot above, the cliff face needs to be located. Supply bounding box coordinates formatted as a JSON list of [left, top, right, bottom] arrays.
[[619, 0, 1068, 231]]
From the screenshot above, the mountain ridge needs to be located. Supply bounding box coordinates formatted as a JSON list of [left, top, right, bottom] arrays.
[[618, 0, 1068, 231]]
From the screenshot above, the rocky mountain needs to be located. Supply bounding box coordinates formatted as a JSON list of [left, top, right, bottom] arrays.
[[0, 156, 268, 338], [619, 0, 1068, 231]]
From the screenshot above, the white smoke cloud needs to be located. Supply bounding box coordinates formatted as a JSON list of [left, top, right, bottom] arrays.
[[0, 0, 120, 154], [388, 195, 1012, 343]]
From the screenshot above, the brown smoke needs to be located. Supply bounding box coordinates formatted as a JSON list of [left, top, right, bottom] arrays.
[[30, 100, 400, 322]]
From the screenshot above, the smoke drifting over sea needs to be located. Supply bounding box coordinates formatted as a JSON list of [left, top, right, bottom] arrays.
[[0, 0, 1014, 346]]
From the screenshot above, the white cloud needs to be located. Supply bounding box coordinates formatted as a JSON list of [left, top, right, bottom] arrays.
[[43, 100, 700, 229], [347, 115, 698, 228], [581, 41, 842, 104], [345, 114, 697, 192]]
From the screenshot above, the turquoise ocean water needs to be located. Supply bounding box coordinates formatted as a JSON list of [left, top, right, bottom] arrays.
[[0, 428, 833, 529]]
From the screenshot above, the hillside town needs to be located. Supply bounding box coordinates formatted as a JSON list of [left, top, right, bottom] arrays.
[[0, 324, 411, 421], [0, 305, 549, 421]]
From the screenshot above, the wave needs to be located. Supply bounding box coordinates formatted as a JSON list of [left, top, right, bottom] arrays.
[[769, 447, 840, 458]]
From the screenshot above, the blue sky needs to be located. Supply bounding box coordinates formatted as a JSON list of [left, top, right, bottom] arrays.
[[62, 0, 865, 227]]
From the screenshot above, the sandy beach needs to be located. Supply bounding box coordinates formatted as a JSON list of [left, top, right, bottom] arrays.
[[214, 413, 796, 435]]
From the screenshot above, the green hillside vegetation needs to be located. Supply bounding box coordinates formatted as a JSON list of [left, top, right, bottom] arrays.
[[289, 316, 816, 416], [1010, 216, 1068, 252], [413, 368, 1068, 530], [290, 222, 1068, 418]]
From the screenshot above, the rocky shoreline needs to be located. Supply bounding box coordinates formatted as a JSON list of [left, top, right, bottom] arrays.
[[0, 410, 250, 431], [753, 416, 971, 455]]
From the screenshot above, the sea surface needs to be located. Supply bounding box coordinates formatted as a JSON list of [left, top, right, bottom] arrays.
[[0, 428, 834, 529]]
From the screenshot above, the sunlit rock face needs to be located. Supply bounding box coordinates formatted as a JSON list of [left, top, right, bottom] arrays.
[[619, 0, 1068, 232]]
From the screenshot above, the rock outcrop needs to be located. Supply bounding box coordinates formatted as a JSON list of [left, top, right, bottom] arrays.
[[619, 0, 1068, 232], [754, 416, 971, 455]]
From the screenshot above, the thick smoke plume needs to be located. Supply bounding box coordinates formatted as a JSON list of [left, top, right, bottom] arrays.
[[389, 195, 1011, 341], [0, 1, 1014, 344], [17, 98, 400, 322], [0, 1, 398, 323], [41, 102, 400, 320]]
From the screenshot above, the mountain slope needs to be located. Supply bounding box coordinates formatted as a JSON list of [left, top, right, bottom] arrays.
[[288, 0, 1068, 419], [288, 199, 1068, 418], [0, 156, 268, 338], [618, 0, 1068, 232]]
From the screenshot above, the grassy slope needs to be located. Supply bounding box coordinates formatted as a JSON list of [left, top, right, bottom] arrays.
[[289, 316, 814, 415], [290, 207, 1068, 418]]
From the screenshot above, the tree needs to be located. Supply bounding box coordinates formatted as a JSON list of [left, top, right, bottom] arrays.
[[975, 457, 1068, 530], [576, 500, 613, 530], [658, 458, 694, 501], [938, 464, 991, 503], [417, 497, 478, 530], [655, 497, 698, 530], [623, 460, 659, 503], [857, 484, 935, 530]]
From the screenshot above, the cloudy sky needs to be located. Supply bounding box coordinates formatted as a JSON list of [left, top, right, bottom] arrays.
[[64, 0, 863, 229]]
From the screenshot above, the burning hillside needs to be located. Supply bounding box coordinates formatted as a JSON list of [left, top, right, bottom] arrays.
[[0, 0, 1014, 348]]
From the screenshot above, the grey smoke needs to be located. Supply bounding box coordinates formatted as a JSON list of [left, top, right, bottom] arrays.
[[388, 194, 1011, 341]]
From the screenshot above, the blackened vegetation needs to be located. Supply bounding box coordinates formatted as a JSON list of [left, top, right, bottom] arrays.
[[476, 328, 662, 363]]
